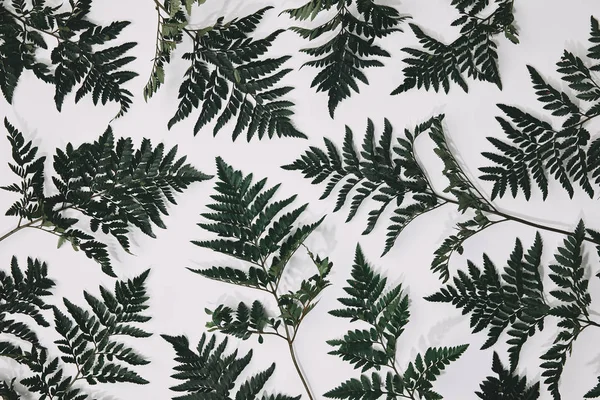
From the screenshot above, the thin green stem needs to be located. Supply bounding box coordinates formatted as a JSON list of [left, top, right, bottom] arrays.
[[0, 218, 41, 243], [432, 192, 600, 246]]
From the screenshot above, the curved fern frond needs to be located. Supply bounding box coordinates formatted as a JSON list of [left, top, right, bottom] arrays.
[[0, 1, 137, 119], [283, 116, 443, 256], [392, 0, 517, 95], [480, 16, 600, 200], [165, 6, 304, 141], [283, 0, 409, 117], [1, 119, 211, 276]]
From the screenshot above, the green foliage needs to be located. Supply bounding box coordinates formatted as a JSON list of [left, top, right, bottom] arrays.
[[282, 0, 408, 117], [540, 221, 592, 400], [428, 222, 600, 399], [392, 0, 517, 95], [283, 115, 498, 281], [427, 233, 548, 371], [326, 245, 468, 400], [163, 333, 300, 400], [283, 116, 442, 257], [1, 262, 151, 400], [587, 378, 600, 399], [0, 379, 19, 400], [192, 157, 329, 343], [1, 118, 210, 276], [0, 0, 137, 119], [480, 16, 600, 200], [164, 6, 304, 141], [0, 257, 54, 361], [476, 352, 540, 400], [143, 0, 206, 101]]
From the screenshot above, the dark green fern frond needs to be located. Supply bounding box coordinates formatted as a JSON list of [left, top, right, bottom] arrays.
[[283, 0, 409, 117], [283, 116, 443, 256], [166, 6, 304, 141], [1, 120, 210, 276], [50, 270, 151, 386], [0, 379, 19, 400], [392, 0, 518, 95], [192, 157, 329, 345], [1, 118, 45, 221], [0, 257, 55, 360], [541, 220, 591, 400], [193, 156, 322, 278], [476, 352, 540, 400], [480, 17, 600, 199], [0, 2, 137, 119], [402, 345, 469, 399], [163, 333, 300, 400], [426, 233, 548, 371], [430, 221, 599, 399], [326, 244, 468, 400], [2, 268, 152, 400]]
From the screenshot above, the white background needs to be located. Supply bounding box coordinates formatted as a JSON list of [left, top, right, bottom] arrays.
[[1, 0, 600, 399]]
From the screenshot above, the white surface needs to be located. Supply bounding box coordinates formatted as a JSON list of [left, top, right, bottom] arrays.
[[1, 0, 600, 399]]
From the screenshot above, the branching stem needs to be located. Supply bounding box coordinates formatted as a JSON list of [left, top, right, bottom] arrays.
[[3, 6, 63, 41]]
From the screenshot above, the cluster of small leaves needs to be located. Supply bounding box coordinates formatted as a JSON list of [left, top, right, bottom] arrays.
[[325, 245, 468, 400], [283, 116, 443, 257], [143, 0, 206, 100], [475, 352, 540, 400], [480, 16, 600, 200], [163, 333, 300, 400], [282, 0, 409, 117], [191, 157, 329, 344], [428, 222, 600, 399], [1, 118, 210, 276], [428, 119, 498, 281], [166, 6, 305, 141], [0, 0, 138, 118], [392, 0, 518, 95], [0, 257, 54, 361], [19, 270, 152, 399]]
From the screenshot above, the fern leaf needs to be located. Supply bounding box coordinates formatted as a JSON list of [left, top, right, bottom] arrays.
[[476, 352, 540, 400], [167, 7, 304, 140], [426, 234, 548, 371], [284, 0, 408, 117], [284, 117, 444, 256], [163, 333, 299, 399], [393, 1, 517, 94]]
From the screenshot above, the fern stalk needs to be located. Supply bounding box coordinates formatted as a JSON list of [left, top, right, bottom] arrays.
[[254, 242, 317, 400]]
